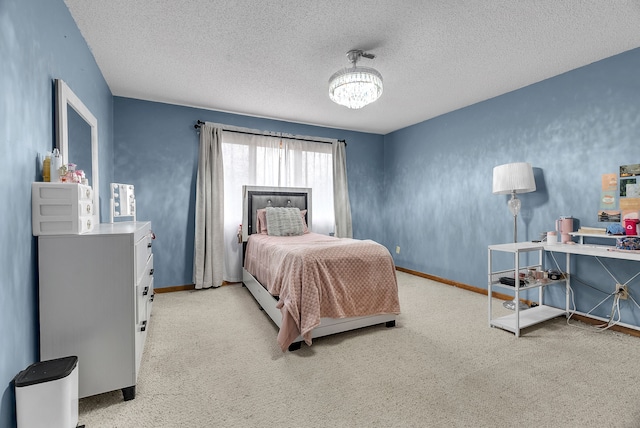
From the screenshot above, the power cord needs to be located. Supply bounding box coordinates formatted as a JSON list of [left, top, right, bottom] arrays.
[[566, 285, 635, 332], [548, 249, 639, 333]]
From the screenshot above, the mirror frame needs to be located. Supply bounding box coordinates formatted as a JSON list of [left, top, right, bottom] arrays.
[[55, 79, 100, 225]]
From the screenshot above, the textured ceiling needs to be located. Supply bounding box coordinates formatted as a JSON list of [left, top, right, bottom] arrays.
[[64, 0, 640, 135]]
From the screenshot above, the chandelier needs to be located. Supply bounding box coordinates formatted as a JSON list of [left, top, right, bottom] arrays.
[[328, 50, 383, 109]]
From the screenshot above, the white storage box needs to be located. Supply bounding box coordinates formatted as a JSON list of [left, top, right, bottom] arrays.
[[32, 182, 94, 235], [14, 356, 79, 428]]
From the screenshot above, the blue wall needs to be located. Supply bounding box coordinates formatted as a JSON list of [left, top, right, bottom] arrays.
[[113, 98, 384, 288], [0, 0, 113, 426], [384, 48, 640, 325]]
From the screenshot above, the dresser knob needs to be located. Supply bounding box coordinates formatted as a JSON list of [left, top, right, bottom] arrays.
[[86, 204, 92, 214], [86, 189, 91, 198], [149, 268, 154, 276], [143, 286, 149, 296], [141, 320, 147, 332]]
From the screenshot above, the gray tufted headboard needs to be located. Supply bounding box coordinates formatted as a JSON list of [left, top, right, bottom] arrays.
[[242, 185, 312, 241]]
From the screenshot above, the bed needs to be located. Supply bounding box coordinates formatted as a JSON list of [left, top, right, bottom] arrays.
[[241, 185, 400, 351]]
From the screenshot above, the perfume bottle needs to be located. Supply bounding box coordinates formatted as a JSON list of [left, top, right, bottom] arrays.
[[43, 152, 51, 182]]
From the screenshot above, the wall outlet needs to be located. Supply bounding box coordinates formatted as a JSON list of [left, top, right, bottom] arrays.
[[616, 284, 628, 300], [395, 246, 400, 254]]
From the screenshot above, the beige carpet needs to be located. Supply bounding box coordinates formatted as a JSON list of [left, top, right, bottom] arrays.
[[78, 271, 640, 427]]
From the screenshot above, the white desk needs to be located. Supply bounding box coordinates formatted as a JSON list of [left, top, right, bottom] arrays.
[[488, 238, 640, 336]]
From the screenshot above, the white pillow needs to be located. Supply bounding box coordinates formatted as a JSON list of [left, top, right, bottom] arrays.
[[257, 208, 308, 234], [265, 207, 305, 236]]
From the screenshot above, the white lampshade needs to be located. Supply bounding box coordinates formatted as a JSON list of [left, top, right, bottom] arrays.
[[492, 162, 536, 195]]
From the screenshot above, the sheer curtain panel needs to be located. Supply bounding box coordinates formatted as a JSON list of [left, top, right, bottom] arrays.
[[193, 124, 224, 289], [221, 128, 337, 281]]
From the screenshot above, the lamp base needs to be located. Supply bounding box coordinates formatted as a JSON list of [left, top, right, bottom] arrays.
[[503, 299, 529, 311]]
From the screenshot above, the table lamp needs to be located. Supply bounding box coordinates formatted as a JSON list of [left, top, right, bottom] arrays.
[[492, 162, 536, 243]]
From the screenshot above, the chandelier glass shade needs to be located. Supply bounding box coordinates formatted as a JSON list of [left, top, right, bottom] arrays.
[[329, 55, 383, 109]]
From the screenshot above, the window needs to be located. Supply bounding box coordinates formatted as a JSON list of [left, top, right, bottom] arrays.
[[221, 130, 335, 281]]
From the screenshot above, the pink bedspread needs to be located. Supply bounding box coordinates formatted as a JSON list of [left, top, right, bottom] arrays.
[[244, 233, 400, 351]]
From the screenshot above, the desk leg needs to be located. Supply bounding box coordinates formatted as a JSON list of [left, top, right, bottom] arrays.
[[565, 253, 571, 317], [514, 251, 520, 337], [488, 249, 493, 328], [538, 249, 544, 305]]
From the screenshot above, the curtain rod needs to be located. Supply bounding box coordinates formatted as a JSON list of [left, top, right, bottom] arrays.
[[194, 120, 345, 145]]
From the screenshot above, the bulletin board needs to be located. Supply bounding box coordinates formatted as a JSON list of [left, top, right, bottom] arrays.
[[598, 164, 640, 222]]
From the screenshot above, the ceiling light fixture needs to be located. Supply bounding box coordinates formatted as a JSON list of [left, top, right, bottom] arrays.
[[329, 49, 383, 109]]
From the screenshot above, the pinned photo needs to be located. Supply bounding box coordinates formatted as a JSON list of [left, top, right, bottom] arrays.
[[601, 173, 617, 191], [620, 164, 640, 178], [600, 191, 616, 209], [620, 178, 637, 197], [598, 210, 620, 222]]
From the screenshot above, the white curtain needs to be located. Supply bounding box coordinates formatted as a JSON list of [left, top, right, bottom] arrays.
[[221, 127, 337, 282], [193, 124, 224, 289], [332, 140, 353, 238]]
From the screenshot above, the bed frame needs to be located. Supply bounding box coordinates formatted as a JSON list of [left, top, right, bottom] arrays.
[[241, 185, 396, 351]]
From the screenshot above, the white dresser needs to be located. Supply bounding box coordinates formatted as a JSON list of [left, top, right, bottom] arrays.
[[37, 221, 154, 400]]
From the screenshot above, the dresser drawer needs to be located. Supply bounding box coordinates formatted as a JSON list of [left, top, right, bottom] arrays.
[[33, 182, 93, 201], [135, 273, 153, 376], [136, 254, 154, 325], [37, 199, 94, 217], [135, 231, 153, 282]]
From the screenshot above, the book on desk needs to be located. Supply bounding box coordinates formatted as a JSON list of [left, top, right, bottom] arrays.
[[576, 227, 607, 235]]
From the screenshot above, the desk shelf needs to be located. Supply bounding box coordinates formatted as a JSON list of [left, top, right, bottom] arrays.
[[488, 243, 569, 337], [545, 241, 640, 261], [570, 232, 638, 243], [491, 277, 565, 292], [490, 305, 567, 334]]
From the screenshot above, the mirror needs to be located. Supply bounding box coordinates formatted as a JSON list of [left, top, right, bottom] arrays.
[[110, 183, 136, 223], [55, 79, 100, 225], [67, 107, 93, 186]]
